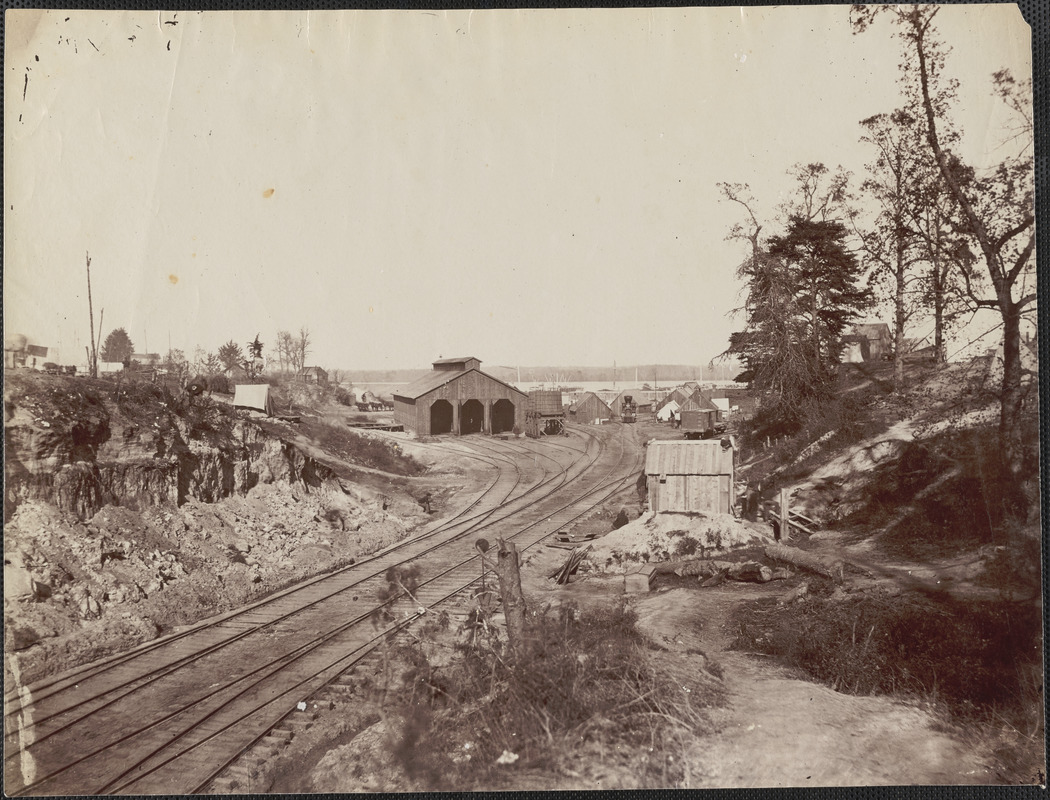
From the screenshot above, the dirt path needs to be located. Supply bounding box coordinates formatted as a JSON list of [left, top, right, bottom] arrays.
[[632, 586, 997, 787]]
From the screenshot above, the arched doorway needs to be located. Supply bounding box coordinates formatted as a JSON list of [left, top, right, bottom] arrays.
[[430, 400, 453, 435], [491, 399, 515, 434], [461, 399, 484, 434]]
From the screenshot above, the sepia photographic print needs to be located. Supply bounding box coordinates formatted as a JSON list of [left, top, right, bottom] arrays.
[[3, 3, 1042, 792]]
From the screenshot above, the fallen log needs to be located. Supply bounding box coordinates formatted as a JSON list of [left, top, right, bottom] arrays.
[[654, 558, 738, 577], [727, 561, 773, 583], [764, 543, 843, 582]]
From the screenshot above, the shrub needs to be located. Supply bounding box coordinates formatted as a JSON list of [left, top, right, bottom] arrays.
[[208, 374, 230, 394], [380, 603, 723, 790], [729, 590, 1043, 730]]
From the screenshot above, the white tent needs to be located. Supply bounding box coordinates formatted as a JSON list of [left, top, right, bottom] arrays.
[[233, 384, 275, 415], [656, 400, 680, 422], [711, 397, 730, 413]]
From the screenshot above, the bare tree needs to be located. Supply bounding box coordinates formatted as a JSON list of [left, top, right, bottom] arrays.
[[294, 327, 311, 374], [853, 4, 1036, 499], [855, 110, 928, 390]]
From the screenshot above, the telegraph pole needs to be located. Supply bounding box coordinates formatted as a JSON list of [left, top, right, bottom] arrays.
[[86, 252, 97, 378]]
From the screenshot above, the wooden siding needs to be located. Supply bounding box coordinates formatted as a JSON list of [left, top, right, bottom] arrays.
[[394, 370, 527, 436], [649, 474, 733, 514], [571, 393, 611, 424], [393, 397, 418, 432]]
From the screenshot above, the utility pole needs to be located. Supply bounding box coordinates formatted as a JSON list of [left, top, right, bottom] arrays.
[[96, 309, 104, 369], [86, 252, 97, 378]]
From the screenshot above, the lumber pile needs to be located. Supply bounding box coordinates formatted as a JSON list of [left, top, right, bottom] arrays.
[[549, 545, 591, 585]]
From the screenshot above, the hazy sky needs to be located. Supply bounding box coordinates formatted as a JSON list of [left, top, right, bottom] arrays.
[[4, 5, 1032, 371]]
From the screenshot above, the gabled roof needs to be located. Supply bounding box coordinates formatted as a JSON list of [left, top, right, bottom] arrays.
[[393, 367, 527, 401], [655, 386, 691, 412], [395, 368, 468, 399], [679, 391, 720, 413], [569, 391, 611, 414]]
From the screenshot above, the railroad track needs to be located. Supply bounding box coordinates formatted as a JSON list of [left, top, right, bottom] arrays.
[[4, 423, 643, 795]]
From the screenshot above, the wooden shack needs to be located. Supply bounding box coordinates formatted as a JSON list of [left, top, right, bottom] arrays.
[[393, 356, 528, 436], [298, 366, 329, 385], [644, 440, 735, 515], [526, 389, 565, 436], [568, 391, 612, 425]]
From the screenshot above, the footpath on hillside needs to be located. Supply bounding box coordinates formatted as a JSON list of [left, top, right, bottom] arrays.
[[631, 584, 996, 787]]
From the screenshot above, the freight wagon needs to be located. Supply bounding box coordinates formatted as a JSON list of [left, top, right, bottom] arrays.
[[680, 407, 725, 440]]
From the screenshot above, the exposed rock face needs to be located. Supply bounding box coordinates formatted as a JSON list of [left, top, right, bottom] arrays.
[[4, 377, 333, 521]]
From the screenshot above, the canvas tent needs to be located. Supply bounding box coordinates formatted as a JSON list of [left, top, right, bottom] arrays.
[[656, 400, 680, 422], [233, 384, 276, 415]]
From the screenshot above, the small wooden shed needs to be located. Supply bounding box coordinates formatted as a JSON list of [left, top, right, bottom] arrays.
[[569, 391, 612, 425], [526, 390, 565, 436], [298, 366, 329, 385], [644, 440, 735, 515]]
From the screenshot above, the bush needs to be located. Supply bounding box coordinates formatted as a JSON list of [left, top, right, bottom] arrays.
[[298, 419, 425, 476], [333, 387, 355, 406], [208, 374, 230, 394], [380, 603, 723, 790], [729, 590, 1043, 730]]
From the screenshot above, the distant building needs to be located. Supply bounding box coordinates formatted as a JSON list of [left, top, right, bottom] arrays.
[[644, 440, 735, 515], [851, 323, 893, 361], [568, 392, 612, 425], [841, 334, 870, 364], [298, 366, 329, 385], [526, 389, 566, 436], [393, 356, 528, 436]]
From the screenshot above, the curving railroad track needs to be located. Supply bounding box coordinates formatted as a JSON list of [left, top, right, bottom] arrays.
[[4, 423, 644, 795]]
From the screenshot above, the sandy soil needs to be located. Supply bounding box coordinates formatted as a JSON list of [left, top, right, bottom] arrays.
[[631, 585, 997, 787]]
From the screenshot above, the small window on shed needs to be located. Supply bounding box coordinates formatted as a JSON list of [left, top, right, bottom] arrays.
[[659, 473, 667, 484]]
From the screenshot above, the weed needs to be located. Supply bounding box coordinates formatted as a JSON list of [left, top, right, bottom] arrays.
[[377, 603, 723, 789], [729, 589, 1043, 777], [298, 419, 424, 476]]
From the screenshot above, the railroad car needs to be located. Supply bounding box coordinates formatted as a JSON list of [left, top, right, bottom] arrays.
[[680, 407, 725, 439]]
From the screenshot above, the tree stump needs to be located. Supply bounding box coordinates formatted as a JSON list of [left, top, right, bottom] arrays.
[[494, 538, 527, 659]]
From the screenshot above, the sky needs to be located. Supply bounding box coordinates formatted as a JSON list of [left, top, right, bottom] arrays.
[[4, 4, 1033, 371]]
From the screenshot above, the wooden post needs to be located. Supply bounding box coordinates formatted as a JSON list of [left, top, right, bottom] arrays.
[[494, 538, 527, 660], [86, 252, 97, 378], [779, 488, 789, 542]]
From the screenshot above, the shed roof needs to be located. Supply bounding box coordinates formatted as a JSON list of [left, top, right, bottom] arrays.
[[644, 440, 733, 476], [394, 367, 527, 401]]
